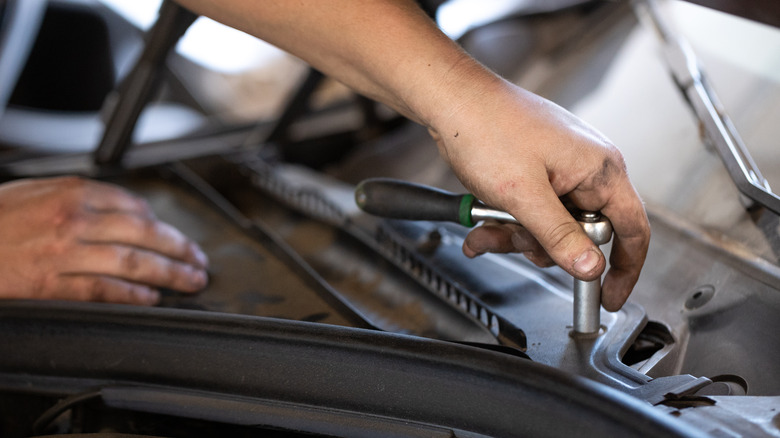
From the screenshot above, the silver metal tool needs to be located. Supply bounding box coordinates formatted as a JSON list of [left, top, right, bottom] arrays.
[[355, 178, 614, 335], [572, 211, 613, 335]]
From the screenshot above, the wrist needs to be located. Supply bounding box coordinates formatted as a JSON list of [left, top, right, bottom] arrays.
[[409, 56, 515, 142]]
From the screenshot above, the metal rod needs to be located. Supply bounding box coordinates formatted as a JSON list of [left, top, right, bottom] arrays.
[[93, 1, 197, 166], [632, 0, 780, 214], [573, 279, 601, 334], [470, 202, 520, 224]]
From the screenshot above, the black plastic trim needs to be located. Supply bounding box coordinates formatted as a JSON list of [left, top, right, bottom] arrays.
[[0, 301, 704, 438]]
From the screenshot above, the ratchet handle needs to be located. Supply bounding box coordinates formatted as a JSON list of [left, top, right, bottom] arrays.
[[355, 178, 477, 227]]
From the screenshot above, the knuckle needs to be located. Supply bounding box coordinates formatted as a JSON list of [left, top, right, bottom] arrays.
[[610, 150, 629, 176], [52, 209, 89, 237], [540, 220, 582, 252], [119, 248, 142, 273], [158, 263, 178, 286], [585, 147, 628, 192], [603, 143, 625, 164], [622, 214, 652, 246], [50, 198, 94, 236], [41, 235, 72, 257], [136, 215, 159, 239]]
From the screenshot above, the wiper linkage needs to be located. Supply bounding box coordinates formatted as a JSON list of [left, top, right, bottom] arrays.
[[634, 0, 780, 215]]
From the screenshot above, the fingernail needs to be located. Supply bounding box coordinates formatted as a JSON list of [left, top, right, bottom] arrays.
[[573, 249, 599, 275]]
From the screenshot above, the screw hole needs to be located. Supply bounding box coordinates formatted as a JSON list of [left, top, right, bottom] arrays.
[[685, 285, 715, 310]]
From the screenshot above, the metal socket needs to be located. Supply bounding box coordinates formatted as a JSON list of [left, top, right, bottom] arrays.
[[573, 211, 612, 335]]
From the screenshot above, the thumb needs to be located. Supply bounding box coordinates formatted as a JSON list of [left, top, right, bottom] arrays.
[[507, 187, 605, 281]]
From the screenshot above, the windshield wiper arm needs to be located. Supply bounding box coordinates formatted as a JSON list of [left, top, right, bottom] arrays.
[[634, 0, 780, 215]]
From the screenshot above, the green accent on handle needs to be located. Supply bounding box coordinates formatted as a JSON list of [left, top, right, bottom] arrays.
[[458, 194, 476, 227]]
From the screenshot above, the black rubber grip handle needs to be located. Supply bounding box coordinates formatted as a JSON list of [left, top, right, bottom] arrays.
[[355, 178, 475, 226]]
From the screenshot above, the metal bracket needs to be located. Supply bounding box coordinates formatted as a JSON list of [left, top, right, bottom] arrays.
[[633, 0, 780, 216]]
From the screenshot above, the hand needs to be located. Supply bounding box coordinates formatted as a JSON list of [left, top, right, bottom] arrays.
[[429, 80, 650, 311], [169, 0, 648, 310], [0, 177, 209, 305]]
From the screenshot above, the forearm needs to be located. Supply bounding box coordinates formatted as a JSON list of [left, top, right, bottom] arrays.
[[172, 0, 499, 130]]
